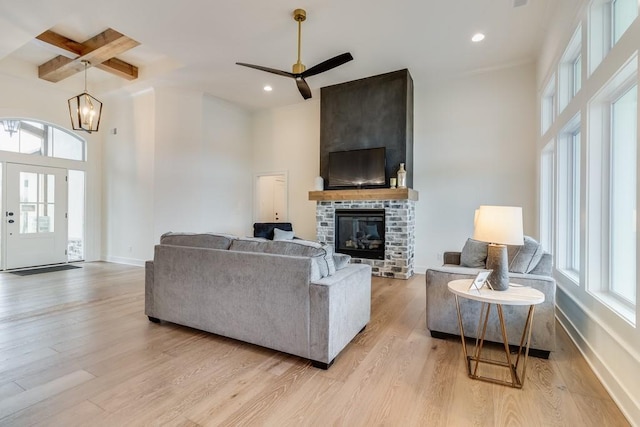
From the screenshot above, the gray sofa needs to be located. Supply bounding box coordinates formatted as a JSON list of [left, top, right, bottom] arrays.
[[425, 239, 556, 358], [145, 232, 371, 369]]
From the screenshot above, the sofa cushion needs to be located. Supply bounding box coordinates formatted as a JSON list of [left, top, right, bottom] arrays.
[[160, 232, 236, 250], [509, 236, 545, 273], [460, 238, 488, 268], [229, 237, 270, 252]]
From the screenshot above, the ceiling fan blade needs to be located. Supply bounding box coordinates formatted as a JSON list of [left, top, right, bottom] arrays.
[[301, 52, 353, 78], [295, 77, 312, 99], [236, 63, 294, 78]]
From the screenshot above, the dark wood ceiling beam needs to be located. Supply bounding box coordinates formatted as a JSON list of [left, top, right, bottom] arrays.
[[36, 28, 139, 82]]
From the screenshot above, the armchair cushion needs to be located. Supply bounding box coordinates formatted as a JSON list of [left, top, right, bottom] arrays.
[[460, 238, 488, 268], [509, 236, 545, 274]]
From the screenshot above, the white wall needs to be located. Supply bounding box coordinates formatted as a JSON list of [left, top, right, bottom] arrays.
[[414, 63, 538, 270], [537, 1, 640, 423], [250, 65, 538, 270], [102, 86, 253, 265], [102, 89, 155, 264], [251, 100, 320, 241]]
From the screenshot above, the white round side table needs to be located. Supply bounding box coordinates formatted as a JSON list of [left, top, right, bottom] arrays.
[[447, 279, 545, 388]]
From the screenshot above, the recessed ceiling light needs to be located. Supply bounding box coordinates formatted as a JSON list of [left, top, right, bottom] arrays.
[[264, 85, 273, 92], [472, 33, 485, 43]]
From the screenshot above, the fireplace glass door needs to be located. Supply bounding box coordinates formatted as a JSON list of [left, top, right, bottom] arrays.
[[335, 209, 385, 260]]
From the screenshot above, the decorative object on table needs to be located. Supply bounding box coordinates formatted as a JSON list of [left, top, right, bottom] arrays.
[[390, 177, 397, 188], [314, 176, 324, 191], [469, 270, 492, 291], [396, 163, 407, 188], [473, 205, 524, 291], [68, 60, 102, 133], [236, 8, 353, 100]]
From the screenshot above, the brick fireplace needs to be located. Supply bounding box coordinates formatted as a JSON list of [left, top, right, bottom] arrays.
[[309, 188, 418, 279]]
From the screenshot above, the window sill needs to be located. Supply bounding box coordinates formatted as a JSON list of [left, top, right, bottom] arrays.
[[589, 290, 636, 326]]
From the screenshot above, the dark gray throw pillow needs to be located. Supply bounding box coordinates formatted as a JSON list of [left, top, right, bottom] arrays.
[[460, 238, 489, 268]]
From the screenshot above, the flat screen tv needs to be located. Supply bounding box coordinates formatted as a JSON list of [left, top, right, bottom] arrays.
[[328, 147, 386, 189]]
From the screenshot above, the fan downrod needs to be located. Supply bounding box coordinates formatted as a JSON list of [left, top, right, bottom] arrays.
[[292, 9, 307, 74]]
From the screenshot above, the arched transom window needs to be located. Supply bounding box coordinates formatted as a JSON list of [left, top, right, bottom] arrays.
[[0, 118, 86, 161]]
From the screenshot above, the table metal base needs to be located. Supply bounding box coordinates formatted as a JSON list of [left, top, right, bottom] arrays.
[[454, 295, 536, 388]]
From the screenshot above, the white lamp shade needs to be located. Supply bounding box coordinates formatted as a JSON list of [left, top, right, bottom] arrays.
[[473, 205, 524, 245]]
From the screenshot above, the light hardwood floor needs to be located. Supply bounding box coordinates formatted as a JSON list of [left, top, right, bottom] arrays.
[[0, 262, 629, 426]]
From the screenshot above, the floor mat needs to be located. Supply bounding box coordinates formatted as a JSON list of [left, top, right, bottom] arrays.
[[8, 264, 82, 276]]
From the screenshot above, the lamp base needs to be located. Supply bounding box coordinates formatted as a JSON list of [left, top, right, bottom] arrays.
[[486, 244, 509, 291]]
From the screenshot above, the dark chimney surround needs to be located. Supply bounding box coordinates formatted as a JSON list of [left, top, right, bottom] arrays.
[[320, 69, 414, 189]]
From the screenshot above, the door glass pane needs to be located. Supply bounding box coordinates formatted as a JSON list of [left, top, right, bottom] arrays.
[[46, 174, 55, 202], [38, 203, 54, 233], [20, 204, 37, 233], [20, 172, 38, 202], [19, 172, 55, 234]]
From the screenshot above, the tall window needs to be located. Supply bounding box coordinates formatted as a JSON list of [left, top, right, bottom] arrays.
[[540, 143, 555, 253], [0, 119, 86, 161], [558, 121, 581, 280], [609, 85, 637, 305], [541, 77, 556, 135], [589, 0, 638, 74], [612, 0, 637, 44], [587, 55, 637, 322], [572, 54, 582, 97], [559, 26, 582, 112]]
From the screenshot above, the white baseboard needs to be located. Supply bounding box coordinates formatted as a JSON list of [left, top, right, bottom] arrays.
[[414, 265, 428, 275], [556, 304, 639, 425], [104, 255, 145, 267]]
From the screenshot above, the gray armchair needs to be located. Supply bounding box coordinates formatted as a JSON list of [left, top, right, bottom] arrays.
[[425, 244, 556, 358]]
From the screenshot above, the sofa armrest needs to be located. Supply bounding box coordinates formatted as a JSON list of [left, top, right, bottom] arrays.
[[309, 264, 372, 364], [443, 251, 461, 265]]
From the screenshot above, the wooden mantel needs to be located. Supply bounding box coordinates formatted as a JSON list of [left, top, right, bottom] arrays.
[[308, 188, 419, 201]]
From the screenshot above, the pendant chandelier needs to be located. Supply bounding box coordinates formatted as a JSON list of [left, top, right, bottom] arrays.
[[68, 60, 102, 133], [1, 120, 20, 137]]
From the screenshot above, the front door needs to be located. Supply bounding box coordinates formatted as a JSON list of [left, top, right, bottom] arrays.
[[5, 163, 68, 269]]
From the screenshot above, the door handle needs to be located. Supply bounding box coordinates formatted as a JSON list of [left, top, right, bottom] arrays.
[[6, 211, 13, 216], [8, 219, 14, 223]]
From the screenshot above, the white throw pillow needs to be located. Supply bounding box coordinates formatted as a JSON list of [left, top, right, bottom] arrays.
[[273, 228, 295, 240]]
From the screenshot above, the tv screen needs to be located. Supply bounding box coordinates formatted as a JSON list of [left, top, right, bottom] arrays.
[[328, 147, 386, 189]]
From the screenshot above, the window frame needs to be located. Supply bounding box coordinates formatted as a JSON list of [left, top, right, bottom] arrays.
[[586, 55, 638, 324], [556, 115, 582, 283]]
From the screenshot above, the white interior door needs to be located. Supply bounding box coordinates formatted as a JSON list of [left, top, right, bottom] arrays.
[[5, 163, 68, 269], [255, 173, 288, 222]]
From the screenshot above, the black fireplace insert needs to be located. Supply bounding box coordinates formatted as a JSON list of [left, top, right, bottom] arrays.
[[335, 209, 385, 260]]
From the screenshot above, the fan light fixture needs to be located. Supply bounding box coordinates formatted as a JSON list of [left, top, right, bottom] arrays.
[[68, 60, 102, 133], [2, 120, 20, 137]]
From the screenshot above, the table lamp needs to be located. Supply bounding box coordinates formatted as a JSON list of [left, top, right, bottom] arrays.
[[473, 205, 524, 291]]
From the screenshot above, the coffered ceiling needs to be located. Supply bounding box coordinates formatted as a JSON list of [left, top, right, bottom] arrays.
[[0, 0, 559, 110]]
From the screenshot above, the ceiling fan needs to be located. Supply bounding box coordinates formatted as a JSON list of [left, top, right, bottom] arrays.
[[236, 8, 353, 100]]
